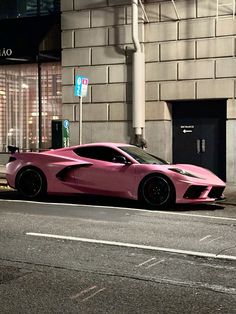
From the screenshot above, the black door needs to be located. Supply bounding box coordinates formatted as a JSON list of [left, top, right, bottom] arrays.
[[173, 101, 226, 180]]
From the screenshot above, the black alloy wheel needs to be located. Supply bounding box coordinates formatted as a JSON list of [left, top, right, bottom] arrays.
[[140, 174, 175, 209], [16, 168, 46, 199]]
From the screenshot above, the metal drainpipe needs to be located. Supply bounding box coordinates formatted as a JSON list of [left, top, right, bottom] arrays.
[[132, 0, 146, 147]]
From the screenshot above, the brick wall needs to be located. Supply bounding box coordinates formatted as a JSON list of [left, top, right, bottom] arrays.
[[61, 0, 236, 164]]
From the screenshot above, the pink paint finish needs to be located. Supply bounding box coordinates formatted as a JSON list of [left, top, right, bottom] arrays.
[[6, 142, 225, 209]]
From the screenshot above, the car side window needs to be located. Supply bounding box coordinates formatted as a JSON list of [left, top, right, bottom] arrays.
[[74, 146, 122, 162]]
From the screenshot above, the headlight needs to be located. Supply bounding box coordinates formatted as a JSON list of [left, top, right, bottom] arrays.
[[169, 168, 202, 179]]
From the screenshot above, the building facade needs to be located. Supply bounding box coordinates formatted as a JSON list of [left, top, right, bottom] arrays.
[[0, 0, 62, 151], [61, 0, 236, 183]]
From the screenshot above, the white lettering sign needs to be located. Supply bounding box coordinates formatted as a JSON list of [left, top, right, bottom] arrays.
[[0, 48, 13, 57], [183, 129, 193, 134], [180, 125, 194, 129]]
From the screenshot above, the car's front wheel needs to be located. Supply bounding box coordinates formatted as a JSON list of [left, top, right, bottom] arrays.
[[16, 167, 47, 199], [139, 174, 175, 209]]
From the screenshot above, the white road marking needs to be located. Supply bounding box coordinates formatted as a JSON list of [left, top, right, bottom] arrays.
[[200, 235, 224, 244], [70, 286, 97, 300], [70, 286, 105, 302], [146, 259, 165, 269], [82, 288, 105, 302], [136, 257, 156, 267], [136, 258, 165, 269], [1, 199, 236, 222], [199, 235, 212, 242], [26, 232, 236, 261], [208, 236, 223, 243]]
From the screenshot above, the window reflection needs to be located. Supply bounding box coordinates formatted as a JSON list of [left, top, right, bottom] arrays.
[[0, 0, 60, 19], [41, 63, 62, 150], [0, 63, 61, 151]]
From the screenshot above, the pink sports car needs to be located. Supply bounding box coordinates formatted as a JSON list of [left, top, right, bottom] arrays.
[[6, 142, 225, 209]]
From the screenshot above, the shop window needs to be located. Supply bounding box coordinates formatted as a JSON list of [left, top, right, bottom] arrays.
[[0, 0, 60, 19], [0, 0, 17, 19], [40, 0, 60, 15], [0, 62, 61, 151]]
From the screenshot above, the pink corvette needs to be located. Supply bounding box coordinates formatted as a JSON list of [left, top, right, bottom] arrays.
[[6, 142, 225, 209]]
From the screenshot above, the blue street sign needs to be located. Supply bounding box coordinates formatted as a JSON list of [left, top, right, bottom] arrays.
[[74, 75, 89, 97], [63, 119, 69, 129]]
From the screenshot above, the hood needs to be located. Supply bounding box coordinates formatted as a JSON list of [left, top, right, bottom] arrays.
[[172, 164, 225, 185]]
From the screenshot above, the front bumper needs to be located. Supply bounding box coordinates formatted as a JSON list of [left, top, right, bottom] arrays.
[[175, 180, 226, 204]]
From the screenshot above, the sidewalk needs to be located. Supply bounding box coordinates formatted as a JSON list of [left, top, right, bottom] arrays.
[[0, 164, 9, 189], [0, 164, 235, 205], [0, 165, 6, 180], [221, 184, 236, 206]]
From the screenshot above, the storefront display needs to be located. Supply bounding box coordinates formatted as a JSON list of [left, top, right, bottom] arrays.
[[0, 63, 61, 151]]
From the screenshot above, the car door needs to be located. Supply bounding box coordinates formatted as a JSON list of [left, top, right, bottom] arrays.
[[72, 146, 136, 197]]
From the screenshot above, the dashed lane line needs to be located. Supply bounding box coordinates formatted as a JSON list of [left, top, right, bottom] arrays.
[[26, 232, 236, 261]]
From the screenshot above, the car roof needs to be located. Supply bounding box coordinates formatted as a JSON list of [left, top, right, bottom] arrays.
[[44, 142, 133, 154], [76, 142, 132, 148]]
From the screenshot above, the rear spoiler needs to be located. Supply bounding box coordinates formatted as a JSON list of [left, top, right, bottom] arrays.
[[8, 145, 20, 154]]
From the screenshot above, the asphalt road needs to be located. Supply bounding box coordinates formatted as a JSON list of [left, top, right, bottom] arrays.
[[0, 191, 235, 313]]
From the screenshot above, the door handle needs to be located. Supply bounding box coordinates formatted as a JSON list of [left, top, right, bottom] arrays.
[[197, 139, 206, 154], [201, 139, 206, 153], [197, 139, 201, 154]]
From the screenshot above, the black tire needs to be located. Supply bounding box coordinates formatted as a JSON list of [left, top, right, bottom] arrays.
[[139, 174, 175, 209], [16, 167, 47, 199]]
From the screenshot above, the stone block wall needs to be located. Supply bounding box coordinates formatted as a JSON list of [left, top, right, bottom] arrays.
[[61, 1, 135, 147], [61, 0, 236, 164]]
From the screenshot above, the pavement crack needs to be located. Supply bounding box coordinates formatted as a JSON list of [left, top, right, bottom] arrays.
[[0, 264, 32, 285], [216, 245, 236, 257], [0, 257, 235, 296]]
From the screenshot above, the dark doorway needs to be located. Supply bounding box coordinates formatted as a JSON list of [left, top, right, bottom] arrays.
[[173, 100, 226, 180]]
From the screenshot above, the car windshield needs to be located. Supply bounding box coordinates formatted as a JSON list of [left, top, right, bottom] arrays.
[[119, 146, 168, 165]]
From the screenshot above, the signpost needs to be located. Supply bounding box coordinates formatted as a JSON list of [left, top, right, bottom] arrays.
[[63, 119, 70, 147], [74, 75, 89, 144]]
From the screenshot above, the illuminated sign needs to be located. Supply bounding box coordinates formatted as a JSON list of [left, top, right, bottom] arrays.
[[74, 75, 89, 97], [0, 48, 13, 57]]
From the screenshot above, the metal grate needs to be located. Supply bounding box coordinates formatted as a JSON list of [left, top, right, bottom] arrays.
[[208, 186, 225, 199]]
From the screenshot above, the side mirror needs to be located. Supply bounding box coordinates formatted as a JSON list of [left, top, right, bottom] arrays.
[[113, 156, 130, 165]]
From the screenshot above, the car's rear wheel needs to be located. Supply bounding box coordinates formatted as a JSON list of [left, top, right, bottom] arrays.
[[139, 174, 175, 209], [16, 167, 47, 199]]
